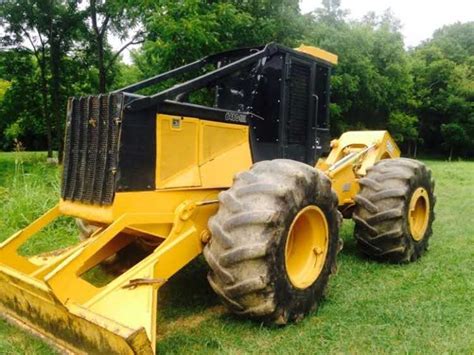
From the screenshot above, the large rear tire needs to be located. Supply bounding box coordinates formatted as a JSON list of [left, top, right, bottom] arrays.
[[204, 160, 341, 324], [353, 158, 436, 263]]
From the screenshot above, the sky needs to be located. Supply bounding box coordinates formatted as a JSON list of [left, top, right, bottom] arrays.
[[300, 0, 474, 47]]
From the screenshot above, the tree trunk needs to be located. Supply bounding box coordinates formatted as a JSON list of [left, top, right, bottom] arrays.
[[448, 147, 453, 162], [50, 38, 63, 163], [90, 0, 107, 93], [413, 141, 418, 158], [22, 29, 52, 158], [38, 53, 52, 158], [98, 35, 106, 93]]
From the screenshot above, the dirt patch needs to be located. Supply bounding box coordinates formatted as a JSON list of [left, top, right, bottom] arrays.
[[157, 305, 225, 340]]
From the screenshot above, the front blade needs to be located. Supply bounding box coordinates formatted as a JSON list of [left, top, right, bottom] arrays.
[[0, 265, 153, 354]]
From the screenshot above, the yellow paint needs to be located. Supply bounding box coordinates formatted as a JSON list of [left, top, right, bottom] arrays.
[[199, 141, 251, 187], [0, 196, 220, 354], [156, 114, 251, 189], [408, 187, 430, 241], [1, 126, 401, 353], [317, 130, 400, 206], [157, 115, 201, 188], [0, 277, 151, 354], [295, 45, 338, 65], [199, 120, 248, 164], [285, 206, 329, 289], [0, 205, 61, 273], [59, 189, 221, 225]]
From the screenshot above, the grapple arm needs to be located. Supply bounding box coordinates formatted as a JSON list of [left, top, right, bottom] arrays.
[[317, 130, 400, 207]]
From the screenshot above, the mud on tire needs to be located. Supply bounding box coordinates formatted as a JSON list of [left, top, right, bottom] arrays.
[[203, 159, 341, 324], [353, 158, 436, 263]]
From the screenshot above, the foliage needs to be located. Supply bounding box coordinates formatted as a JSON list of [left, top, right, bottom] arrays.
[[411, 22, 474, 158], [0, 51, 45, 150], [305, 6, 413, 137], [110, 62, 143, 90], [0, 0, 86, 158], [85, 0, 144, 93], [441, 122, 469, 160], [134, 0, 303, 77], [388, 111, 419, 144], [0, 79, 10, 99], [0, 1, 472, 159]]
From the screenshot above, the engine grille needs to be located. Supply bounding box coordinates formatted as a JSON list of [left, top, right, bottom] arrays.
[[287, 62, 311, 144], [61, 93, 123, 205]]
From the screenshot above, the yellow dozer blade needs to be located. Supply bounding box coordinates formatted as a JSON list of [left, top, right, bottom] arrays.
[[0, 267, 151, 354], [0, 200, 208, 354]]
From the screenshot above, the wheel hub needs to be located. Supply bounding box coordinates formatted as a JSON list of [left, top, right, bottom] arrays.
[[408, 187, 430, 241], [285, 205, 329, 289]]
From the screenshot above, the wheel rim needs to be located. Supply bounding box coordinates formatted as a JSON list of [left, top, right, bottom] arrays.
[[285, 205, 329, 289], [408, 187, 430, 241]]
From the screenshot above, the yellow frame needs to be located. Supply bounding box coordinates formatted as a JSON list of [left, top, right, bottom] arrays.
[[0, 197, 220, 354], [0, 128, 400, 353], [317, 131, 400, 207]]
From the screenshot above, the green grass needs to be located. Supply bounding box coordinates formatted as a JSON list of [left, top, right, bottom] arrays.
[[0, 152, 473, 354]]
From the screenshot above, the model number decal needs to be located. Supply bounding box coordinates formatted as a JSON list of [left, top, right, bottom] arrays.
[[225, 112, 247, 123]]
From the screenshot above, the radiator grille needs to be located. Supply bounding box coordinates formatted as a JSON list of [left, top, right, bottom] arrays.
[[287, 62, 311, 144], [61, 93, 123, 205]]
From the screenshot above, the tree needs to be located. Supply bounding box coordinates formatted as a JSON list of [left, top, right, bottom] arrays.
[[313, 0, 349, 26], [388, 112, 419, 156], [0, 79, 10, 100], [111, 62, 142, 90], [441, 123, 469, 161], [229, 0, 305, 45], [0, 50, 45, 151], [305, 7, 413, 138], [44, 1, 84, 162], [135, 0, 304, 78], [411, 22, 474, 158], [0, 0, 472, 160], [1, 0, 53, 156], [87, 0, 144, 93]]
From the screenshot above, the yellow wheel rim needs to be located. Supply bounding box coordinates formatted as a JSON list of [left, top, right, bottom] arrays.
[[408, 187, 430, 241], [285, 205, 329, 289]]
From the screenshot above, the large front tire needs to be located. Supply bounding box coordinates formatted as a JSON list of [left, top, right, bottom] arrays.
[[204, 160, 341, 324], [353, 158, 436, 263]]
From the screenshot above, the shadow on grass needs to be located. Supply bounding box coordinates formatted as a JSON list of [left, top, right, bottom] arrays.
[[154, 219, 384, 340], [158, 256, 220, 321]]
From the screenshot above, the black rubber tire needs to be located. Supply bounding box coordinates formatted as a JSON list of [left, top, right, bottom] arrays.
[[204, 159, 341, 324], [353, 158, 436, 263]]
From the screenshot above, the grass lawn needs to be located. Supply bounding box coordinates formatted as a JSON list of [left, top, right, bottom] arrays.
[[0, 152, 473, 354]]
